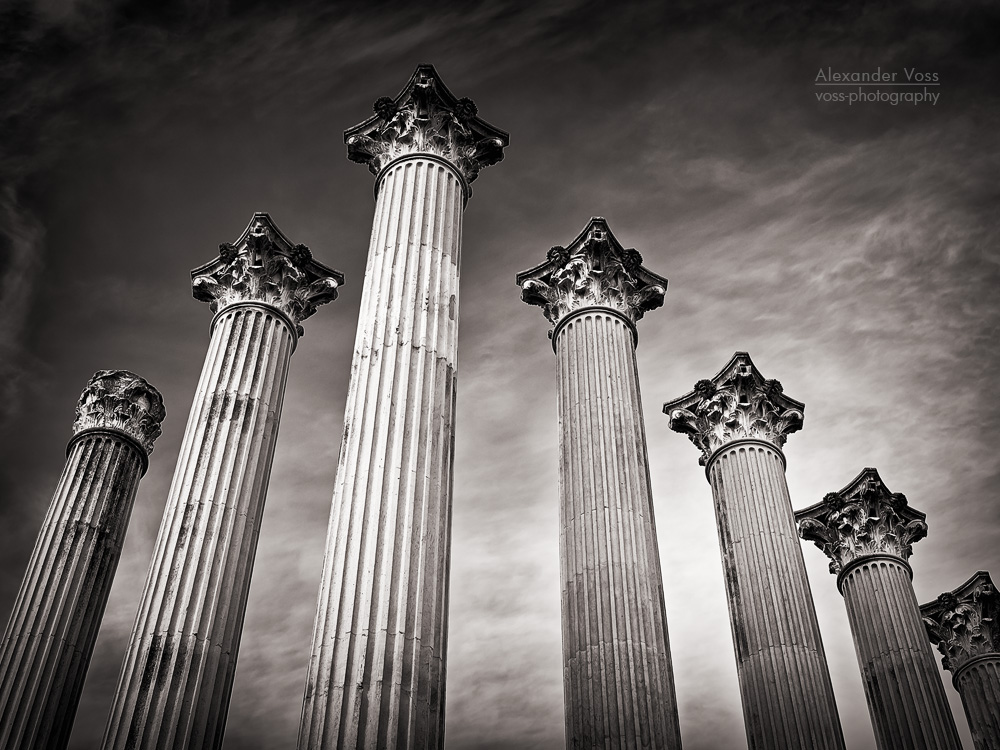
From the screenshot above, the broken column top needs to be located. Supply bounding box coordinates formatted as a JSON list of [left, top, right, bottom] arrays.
[[664, 352, 804, 465], [345, 64, 509, 188], [72, 370, 166, 455]]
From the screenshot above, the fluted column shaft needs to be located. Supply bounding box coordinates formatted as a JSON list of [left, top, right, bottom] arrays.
[[0, 433, 145, 750], [707, 442, 844, 749], [103, 306, 294, 750], [299, 156, 462, 750], [839, 556, 962, 749], [921, 571, 1000, 750], [556, 310, 682, 749], [955, 656, 1000, 750]]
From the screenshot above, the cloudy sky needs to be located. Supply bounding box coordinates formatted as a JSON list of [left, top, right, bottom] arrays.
[[1, 1, 998, 748]]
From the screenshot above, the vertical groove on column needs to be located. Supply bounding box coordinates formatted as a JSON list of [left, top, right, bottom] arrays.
[[709, 444, 844, 750], [956, 657, 1000, 750], [299, 158, 462, 750], [556, 312, 682, 749], [840, 559, 963, 749], [103, 309, 294, 750], [0, 436, 143, 750]]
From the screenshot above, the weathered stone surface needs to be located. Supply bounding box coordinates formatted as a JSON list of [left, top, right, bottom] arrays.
[[665, 354, 803, 466], [102, 214, 340, 750], [797, 469, 962, 750], [298, 66, 506, 750], [518, 218, 682, 749], [192, 214, 341, 336], [0, 371, 163, 750], [517, 217, 667, 329], [922, 571, 1000, 750], [797, 469, 927, 575], [345, 63, 508, 187], [73, 370, 166, 454], [665, 353, 845, 750]]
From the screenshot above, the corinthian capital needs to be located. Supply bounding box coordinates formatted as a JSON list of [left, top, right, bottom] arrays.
[[921, 571, 999, 673], [345, 64, 509, 186], [795, 468, 929, 574], [191, 213, 344, 335], [73, 370, 166, 454], [515, 217, 667, 329], [662, 352, 803, 465]]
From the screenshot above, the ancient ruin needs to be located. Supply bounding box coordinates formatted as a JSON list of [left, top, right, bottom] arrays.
[[518, 218, 682, 748], [0, 64, 994, 750]]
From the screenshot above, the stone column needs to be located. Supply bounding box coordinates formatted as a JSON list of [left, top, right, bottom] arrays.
[[0, 371, 164, 750], [297, 65, 507, 750], [516, 218, 682, 749], [796, 468, 962, 750], [664, 353, 845, 750], [102, 214, 342, 750], [921, 571, 1000, 750]]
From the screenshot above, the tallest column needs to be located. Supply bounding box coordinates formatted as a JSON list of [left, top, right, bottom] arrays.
[[298, 66, 508, 750]]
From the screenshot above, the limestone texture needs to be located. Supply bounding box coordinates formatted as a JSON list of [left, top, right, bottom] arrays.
[[798, 468, 962, 750], [0, 371, 164, 750], [666, 353, 845, 750], [922, 571, 1000, 750], [518, 218, 681, 749], [102, 214, 340, 750], [298, 66, 507, 750]]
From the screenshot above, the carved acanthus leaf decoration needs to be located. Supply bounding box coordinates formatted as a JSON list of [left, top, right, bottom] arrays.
[[921, 572, 999, 673], [795, 469, 928, 574], [191, 215, 342, 335], [345, 65, 508, 185], [517, 219, 667, 329], [663, 354, 803, 465], [73, 370, 166, 454]]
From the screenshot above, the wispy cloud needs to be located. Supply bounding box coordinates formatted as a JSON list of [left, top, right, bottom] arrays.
[[0, 2, 996, 749]]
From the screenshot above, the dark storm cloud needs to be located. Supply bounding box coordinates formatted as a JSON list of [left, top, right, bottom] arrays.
[[1, 1, 999, 748], [0, 188, 45, 421]]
